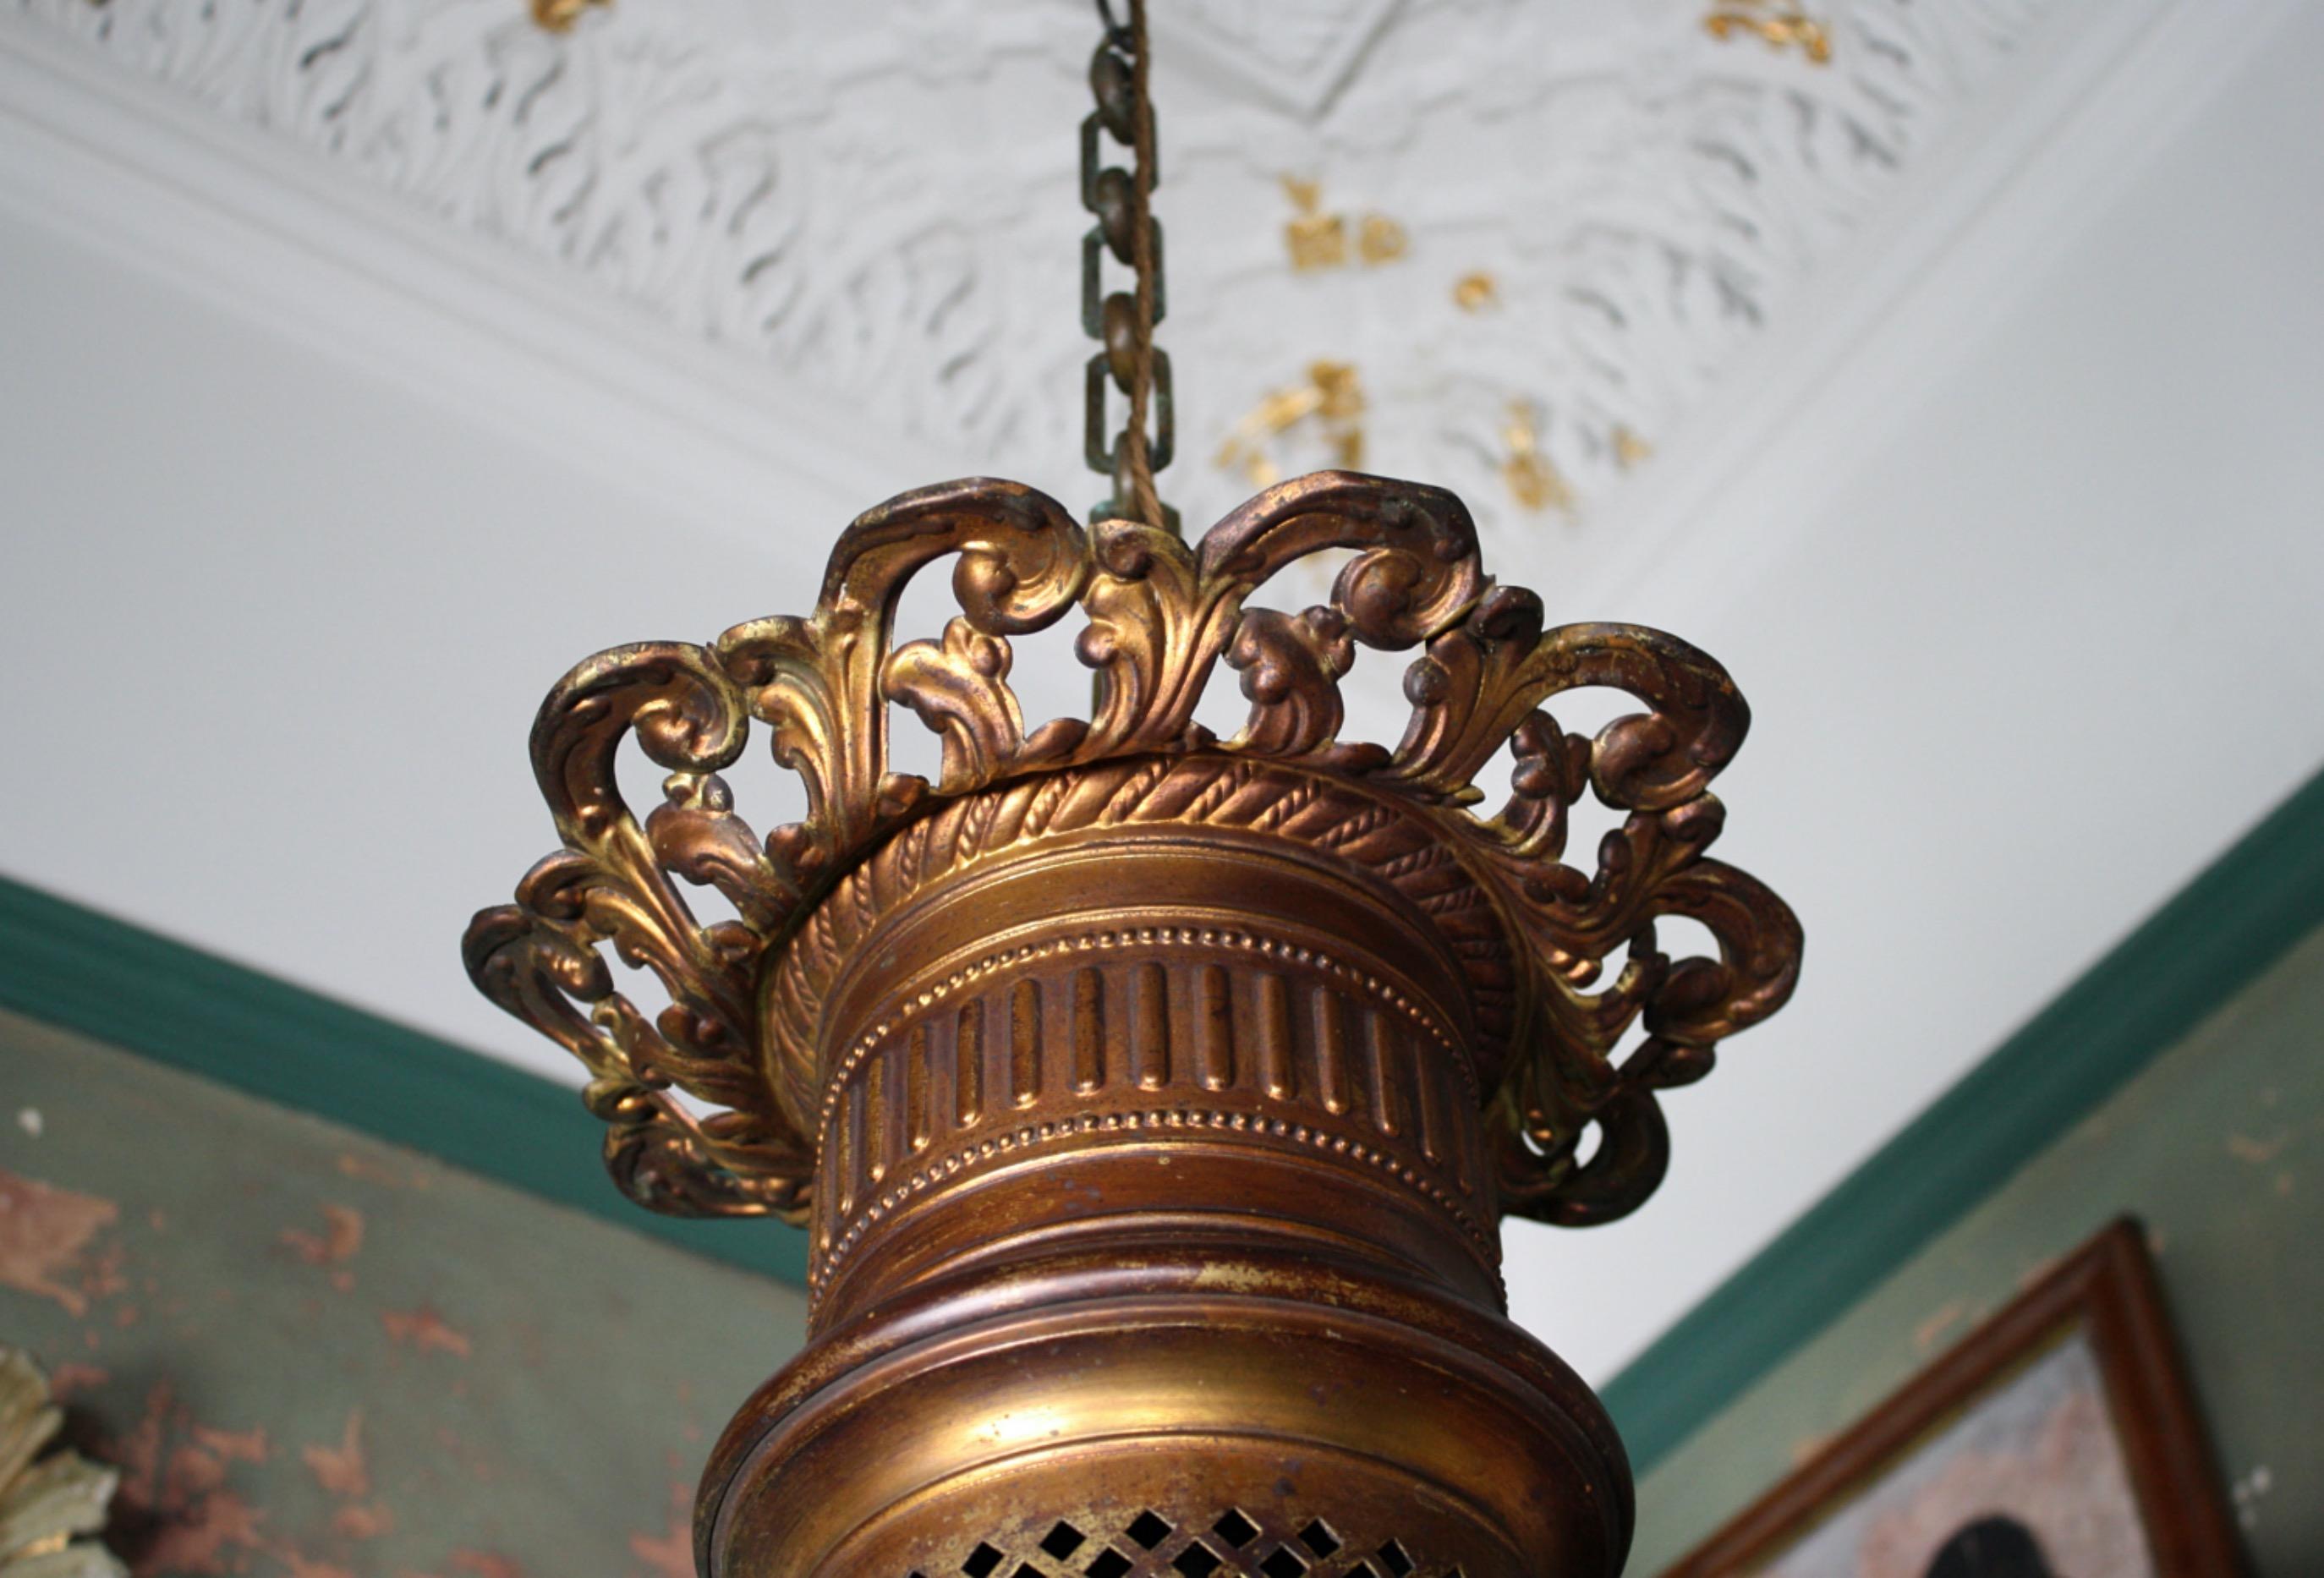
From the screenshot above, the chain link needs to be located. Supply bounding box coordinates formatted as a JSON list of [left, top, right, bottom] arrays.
[[1082, 0, 1176, 534]]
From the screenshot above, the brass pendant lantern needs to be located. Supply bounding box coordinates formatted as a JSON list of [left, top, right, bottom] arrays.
[[463, 8, 1801, 1575]]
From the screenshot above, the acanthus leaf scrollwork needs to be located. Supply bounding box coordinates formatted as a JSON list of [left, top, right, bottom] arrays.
[[463, 641, 814, 1221], [466, 468, 1799, 1228]]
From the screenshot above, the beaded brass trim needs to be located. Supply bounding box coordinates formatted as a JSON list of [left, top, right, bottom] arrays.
[[811, 923, 1472, 1154], [809, 1105, 1501, 1301]]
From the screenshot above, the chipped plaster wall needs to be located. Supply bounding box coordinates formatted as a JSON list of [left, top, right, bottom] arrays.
[[1626, 920, 2324, 1575], [0, 1009, 809, 1578]]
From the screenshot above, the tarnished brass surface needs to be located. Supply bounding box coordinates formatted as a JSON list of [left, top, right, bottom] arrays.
[[1081, 4, 1173, 529], [464, 469, 1801, 1576]]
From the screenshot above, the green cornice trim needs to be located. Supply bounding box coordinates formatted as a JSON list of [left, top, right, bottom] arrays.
[[0, 878, 808, 1287], [1603, 763, 2324, 1477]]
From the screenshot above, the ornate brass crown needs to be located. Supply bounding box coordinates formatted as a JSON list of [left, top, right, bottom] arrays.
[[463, 470, 1799, 1578]]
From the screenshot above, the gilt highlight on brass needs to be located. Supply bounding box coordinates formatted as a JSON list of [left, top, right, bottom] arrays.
[[465, 469, 1801, 1577]]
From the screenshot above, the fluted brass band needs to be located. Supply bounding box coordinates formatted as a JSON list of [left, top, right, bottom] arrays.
[[801, 825, 1500, 1324]]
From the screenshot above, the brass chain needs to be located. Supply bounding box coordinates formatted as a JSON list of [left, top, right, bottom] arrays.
[[1083, 0, 1176, 534]]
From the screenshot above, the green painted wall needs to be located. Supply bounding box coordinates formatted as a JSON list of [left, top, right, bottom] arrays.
[[0, 877, 809, 1291], [0, 1008, 810, 1578], [1627, 921, 2324, 1575]]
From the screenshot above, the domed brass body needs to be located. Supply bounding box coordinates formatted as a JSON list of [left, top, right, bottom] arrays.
[[465, 473, 1801, 1578]]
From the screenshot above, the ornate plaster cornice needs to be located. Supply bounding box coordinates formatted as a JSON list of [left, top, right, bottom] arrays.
[[14, 0, 2053, 537]]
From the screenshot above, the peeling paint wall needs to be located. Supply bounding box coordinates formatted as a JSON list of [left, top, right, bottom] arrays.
[[0, 1008, 809, 1578], [1628, 922, 2324, 1575]]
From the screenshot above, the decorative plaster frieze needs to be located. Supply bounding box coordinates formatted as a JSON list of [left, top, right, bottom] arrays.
[[13, 0, 2054, 541]]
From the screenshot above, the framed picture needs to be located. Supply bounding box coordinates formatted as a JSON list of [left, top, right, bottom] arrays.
[[1661, 1218, 2242, 1577]]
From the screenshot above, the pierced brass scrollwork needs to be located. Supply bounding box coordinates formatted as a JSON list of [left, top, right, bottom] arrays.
[[464, 470, 1800, 1231]]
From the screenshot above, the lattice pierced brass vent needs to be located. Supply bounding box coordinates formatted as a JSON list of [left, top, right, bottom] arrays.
[[909, 1510, 1456, 1578]]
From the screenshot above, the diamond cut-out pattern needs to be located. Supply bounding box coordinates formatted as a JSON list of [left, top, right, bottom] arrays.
[[909, 1504, 1466, 1577], [1173, 1543, 1224, 1577]]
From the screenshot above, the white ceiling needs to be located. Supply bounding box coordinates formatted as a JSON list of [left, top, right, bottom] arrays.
[[3, 0, 2322, 1383]]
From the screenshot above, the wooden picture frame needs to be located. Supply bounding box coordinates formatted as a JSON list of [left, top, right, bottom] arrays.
[[1660, 1219, 2242, 1576]]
